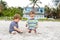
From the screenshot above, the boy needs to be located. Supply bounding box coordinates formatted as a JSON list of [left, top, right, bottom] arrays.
[[26, 11, 38, 33], [9, 14, 23, 34]]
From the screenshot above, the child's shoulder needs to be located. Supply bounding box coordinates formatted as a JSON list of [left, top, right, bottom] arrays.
[[34, 18, 38, 22], [10, 21, 15, 24]]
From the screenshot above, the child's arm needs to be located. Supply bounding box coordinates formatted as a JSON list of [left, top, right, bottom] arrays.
[[36, 24, 38, 29], [26, 24, 28, 27], [14, 26, 22, 32], [36, 20, 38, 29], [26, 20, 28, 27]]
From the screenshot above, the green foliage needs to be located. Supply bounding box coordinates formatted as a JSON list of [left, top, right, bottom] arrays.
[[22, 18, 28, 21], [53, 0, 60, 6], [0, 0, 23, 17], [44, 4, 60, 18], [45, 5, 51, 13], [2, 7, 23, 17]]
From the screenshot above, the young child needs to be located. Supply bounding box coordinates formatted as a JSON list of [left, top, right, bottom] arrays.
[[26, 11, 38, 33], [9, 14, 23, 34]]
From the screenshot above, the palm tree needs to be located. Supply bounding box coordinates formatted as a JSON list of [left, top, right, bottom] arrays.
[[27, 0, 42, 10], [0, 3, 3, 13], [0, 0, 7, 16], [44, 5, 51, 18], [0, 0, 3, 12], [53, 0, 60, 6], [57, 3, 60, 18]]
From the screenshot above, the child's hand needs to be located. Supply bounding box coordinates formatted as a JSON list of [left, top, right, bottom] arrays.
[[35, 26, 38, 29], [36, 26, 38, 29], [18, 31, 23, 34], [35, 25, 38, 29], [19, 30, 23, 32]]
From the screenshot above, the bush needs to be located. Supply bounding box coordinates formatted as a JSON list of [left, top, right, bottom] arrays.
[[2, 7, 23, 17], [38, 18, 48, 21], [0, 17, 13, 20], [22, 18, 28, 21]]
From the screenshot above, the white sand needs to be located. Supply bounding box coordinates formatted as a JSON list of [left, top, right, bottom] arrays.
[[0, 20, 60, 40]]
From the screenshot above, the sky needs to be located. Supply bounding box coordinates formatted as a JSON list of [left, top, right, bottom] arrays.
[[3, 0, 54, 8]]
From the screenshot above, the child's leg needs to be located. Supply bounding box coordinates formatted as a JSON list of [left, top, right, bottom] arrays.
[[34, 29, 36, 33]]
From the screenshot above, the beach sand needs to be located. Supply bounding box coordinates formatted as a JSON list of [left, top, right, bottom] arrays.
[[0, 20, 60, 40]]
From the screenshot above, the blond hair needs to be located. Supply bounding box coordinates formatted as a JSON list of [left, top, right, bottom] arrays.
[[13, 14, 21, 20]]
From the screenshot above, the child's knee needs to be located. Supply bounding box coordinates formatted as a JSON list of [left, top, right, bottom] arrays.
[[11, 31, 17, 34]]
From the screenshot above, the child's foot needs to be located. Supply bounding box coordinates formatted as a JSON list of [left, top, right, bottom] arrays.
[[28, 31, 31, 33]]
